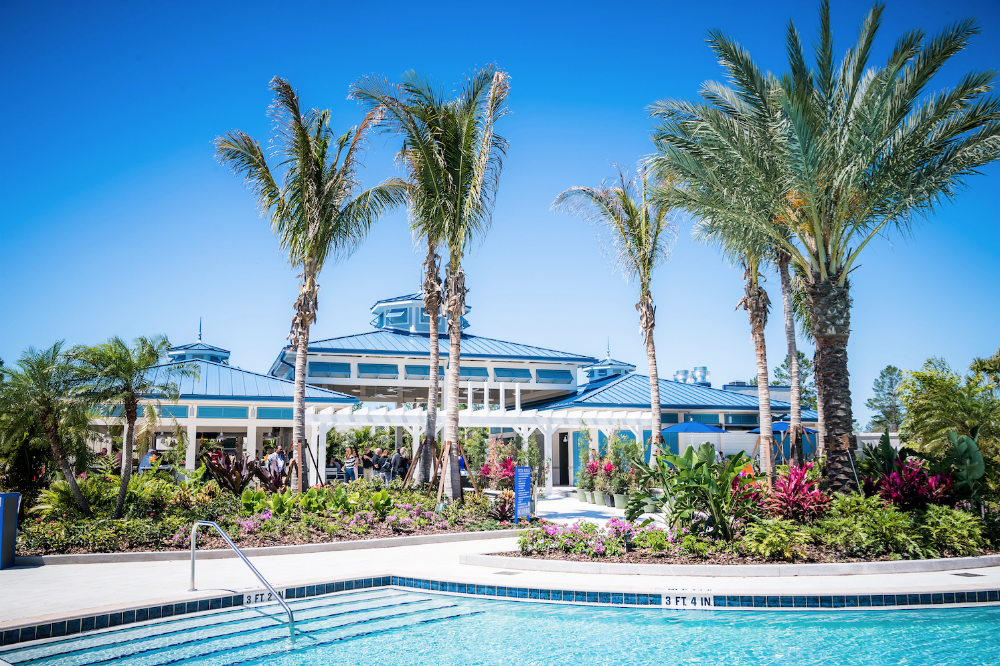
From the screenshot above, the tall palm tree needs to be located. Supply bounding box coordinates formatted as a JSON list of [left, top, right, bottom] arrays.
[[350, 67, 510, 500], [216, 77, 406, 492], [553, 164, 675, 452], [0, 342, 92, 515], [70, 336, 192, 518], [652, 1, 1000, 491], [416, 236, 442, 485]]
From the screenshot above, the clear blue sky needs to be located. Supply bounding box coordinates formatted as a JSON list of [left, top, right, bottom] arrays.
[[2, 0, 998, 427]]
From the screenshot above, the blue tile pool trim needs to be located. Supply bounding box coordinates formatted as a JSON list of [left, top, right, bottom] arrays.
[[3, 575, 999, 648]]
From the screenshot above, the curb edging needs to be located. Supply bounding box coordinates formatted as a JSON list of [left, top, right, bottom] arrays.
[[458, 552, 1000, 577]]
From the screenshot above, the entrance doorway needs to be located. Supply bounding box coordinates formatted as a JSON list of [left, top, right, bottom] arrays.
[[558, 433, 569, 485]]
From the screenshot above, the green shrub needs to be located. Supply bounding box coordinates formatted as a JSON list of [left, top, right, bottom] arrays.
[[633, 527, 670, 552], [816, 494, 923, 559], [915, 504, 985, 557], [742, 518, 811, 561], [680, 534, 710, 558]]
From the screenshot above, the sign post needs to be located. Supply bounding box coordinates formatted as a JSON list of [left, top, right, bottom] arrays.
[[514, 466, 531, 523]]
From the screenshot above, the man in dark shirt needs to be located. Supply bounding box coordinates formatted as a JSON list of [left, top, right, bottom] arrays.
[[362, 447, 374, 480]]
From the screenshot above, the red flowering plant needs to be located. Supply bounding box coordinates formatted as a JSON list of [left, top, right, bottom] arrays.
[[863, 459, 953, 512], [764, 463, 830, 522]]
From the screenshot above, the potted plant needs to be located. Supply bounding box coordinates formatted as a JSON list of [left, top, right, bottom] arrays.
[[612, 470, 630, 509], [575, 434, 591, 501], [601, 461, 616, 506], [585, 460, 600, 503]]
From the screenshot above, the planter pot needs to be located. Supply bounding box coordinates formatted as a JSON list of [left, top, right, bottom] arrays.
[[603, 492, 615, 507], [576, 489, 587, 502], [613, 493, 627, 509], [587, 491, 597, 504]]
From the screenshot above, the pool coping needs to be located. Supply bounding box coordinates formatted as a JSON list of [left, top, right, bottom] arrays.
[[13, 528, 525, 566], [3, 570, 1000, 649], [458, 552, 1000, 577]]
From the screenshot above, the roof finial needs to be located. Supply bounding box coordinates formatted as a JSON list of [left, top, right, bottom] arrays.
[[198, 317, 202, 342], [606, 337, 610, 360]]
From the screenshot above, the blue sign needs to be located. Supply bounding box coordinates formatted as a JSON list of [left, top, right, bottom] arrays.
[[514, 466, 531, 522]]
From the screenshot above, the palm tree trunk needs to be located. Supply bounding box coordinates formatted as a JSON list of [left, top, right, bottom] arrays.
[[43, 418, 90, 516], [442, 259, 466, 501], [741, 264, 774, 481], [814, 348, 825, 460], [637, 292, 661, 454], [778, 254, 802, 465], [290, 264, 317, 494], [806, 275, 856, 493], [114, 411, 136, 519], [417, 239, 441, 486]]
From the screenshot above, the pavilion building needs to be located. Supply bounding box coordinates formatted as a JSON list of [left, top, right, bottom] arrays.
[[270, 294, 815, 490]]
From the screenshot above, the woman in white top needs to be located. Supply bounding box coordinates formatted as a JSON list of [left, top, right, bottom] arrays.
[[343, 447, 358, 482]]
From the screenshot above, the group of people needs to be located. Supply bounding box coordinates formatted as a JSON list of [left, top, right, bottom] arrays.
[[335, 446, 409, 483]]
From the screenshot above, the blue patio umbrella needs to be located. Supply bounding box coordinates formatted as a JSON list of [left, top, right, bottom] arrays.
[[661, 421, 728, 434], [748, 422, 817, 433]]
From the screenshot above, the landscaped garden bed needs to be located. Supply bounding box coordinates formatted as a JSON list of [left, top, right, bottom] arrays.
[[15, 457, 528, 556]]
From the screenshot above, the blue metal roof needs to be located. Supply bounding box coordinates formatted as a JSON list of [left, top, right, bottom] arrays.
[[777, 410, 819, 422], [531, 373, 793, 412], [270, 330, 597, 372], [149, 360, 356, 403], [370, 293, 422, 309], [169, 342, 230, 353]]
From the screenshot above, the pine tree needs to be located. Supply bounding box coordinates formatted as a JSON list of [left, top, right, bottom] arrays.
[[865, 366, 905, 432]]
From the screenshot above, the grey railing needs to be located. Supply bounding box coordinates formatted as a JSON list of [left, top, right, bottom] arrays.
[[189, 520, 295, 639]]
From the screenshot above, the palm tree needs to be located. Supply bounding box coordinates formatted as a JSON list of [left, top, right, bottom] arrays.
[[0, 342, 92, 515], [415, 237, 442, 485], [216, 77, 406, 492], [350, 67, 511, 500], [70, 335, 193, 518], [971, 349, 1000, 386], [652, 1, 1000, 491], [553, 164, 675, 452]]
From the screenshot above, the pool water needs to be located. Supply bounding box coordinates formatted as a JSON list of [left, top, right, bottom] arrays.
[[3, 589, 998, 665]]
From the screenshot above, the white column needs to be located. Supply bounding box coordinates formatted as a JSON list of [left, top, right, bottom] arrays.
[[589, 427, 599, 455], [318, 424, 330, 484], [515, 384, 521, 412], [499, 383, 506, 412], [483, 380, 489, 410], [540, 425, 556, 493], [245, 424, 257, 459], [185, 423, 197, 471], [395, 425, 403, 449]]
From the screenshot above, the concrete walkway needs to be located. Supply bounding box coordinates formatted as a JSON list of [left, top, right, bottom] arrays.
[[4, 534, 1000, 628], [536, 486, 625, 524]]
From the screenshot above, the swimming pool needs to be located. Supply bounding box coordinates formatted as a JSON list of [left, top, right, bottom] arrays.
[[3, 588, 998, 666]]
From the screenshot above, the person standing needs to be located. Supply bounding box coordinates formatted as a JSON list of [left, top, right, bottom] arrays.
[[343, 447, 358, 483], [362, 447, 374, 480]]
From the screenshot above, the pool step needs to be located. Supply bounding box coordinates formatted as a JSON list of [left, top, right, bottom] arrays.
[[3, 591, 471, 666]]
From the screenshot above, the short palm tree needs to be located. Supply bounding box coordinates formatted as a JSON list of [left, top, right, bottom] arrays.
[[70, 336, 193, 518], [0, 342, 92, 515], [350, 67, 510, 500], [553, 164, 675, 452], [217, 77, 406, 492], [652, 0, 1000, 491]]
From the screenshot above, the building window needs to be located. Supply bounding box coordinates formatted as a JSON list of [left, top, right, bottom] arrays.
[[258, 407, 294, 420], [494, 368, 532, 383], [536, 369, 573, 384], [726, 414, 759, 425], [358, 364, 399, 379], [197, 406, 249, 419], [688, 413, 720, 424], [405, 365, 444, 380], [385, 308, 407, 325], [309, 362, 351, 378], [159, 405, 189, 419], [458, 367, 488, 379]]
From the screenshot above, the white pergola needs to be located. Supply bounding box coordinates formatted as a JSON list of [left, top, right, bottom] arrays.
[[306, 382, 655, 492]]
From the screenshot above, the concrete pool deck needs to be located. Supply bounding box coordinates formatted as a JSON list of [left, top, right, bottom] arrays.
[[4, 535, 1000, 633]]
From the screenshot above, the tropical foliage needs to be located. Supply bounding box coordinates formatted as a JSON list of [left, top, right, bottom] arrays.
[[350, 67, 510, 499], [651, 0, 1000, 492], [553, 165, 675, 446], [216, 76, 405, 492]]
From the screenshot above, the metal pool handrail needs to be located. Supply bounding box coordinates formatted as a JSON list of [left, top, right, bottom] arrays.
[[189, 520, 295, 639]]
